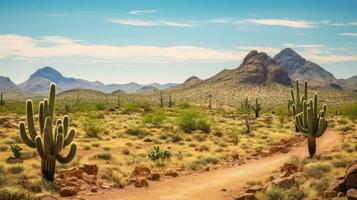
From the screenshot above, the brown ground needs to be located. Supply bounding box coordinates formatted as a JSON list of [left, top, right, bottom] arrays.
[[74, 130, 341, 200]]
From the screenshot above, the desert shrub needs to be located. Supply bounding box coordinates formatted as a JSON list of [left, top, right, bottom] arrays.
[[168, 134, 183, 143], [178, 110, 211, 133], [314, 177, 330, 195], [229, 128, 241, 145], [337, 118, 348, 125], [95, 103, 106, 110], [266, 187, 304, 200], [190, 156, 219, 171], [4, 138, 16, 145], [122, 103, 139, 114], [303, 163, 331, 179], [332, 158, 351, 168], [0, 144, 8, 152], [178, 102, 191, 109], [7, 164, 24, 174], [148, 146, 171, 162], [82, 118, 105, 138], [125, 126, 151, 139], [140, 102, 152, 112], [122, 148, 130, 155], [143, 110, 166, 126], [339, 103, 357, 119], [95, 151, 112, 160], [9, 144, 23, 159], [0, 187, 28, 200]]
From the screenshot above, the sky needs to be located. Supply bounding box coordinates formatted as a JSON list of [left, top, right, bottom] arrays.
[[0, 0, 357, 84]]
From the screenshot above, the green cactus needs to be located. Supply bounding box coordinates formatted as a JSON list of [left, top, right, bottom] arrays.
[[168, 94, 174, 109], [117, 95, 121, 108], [0, 92, 5, 106], [241, 97, 250, 113], [19, 83, 77, 181], [288, 99, 293, 116], [290, 81, 308, 132], [159, 91, 164, 108], [208, 94, 213, 110], [252, 98, 261, 118], [294, 94, 328, 157]]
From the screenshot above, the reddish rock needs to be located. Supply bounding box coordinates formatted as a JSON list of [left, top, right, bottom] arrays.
[[347, 189, 357, 200], [91, 187, 98, 193], [165, 171, 179, 177], [234, 193, 257, 200], [132, 166, 151, 177], [57, 168, 84, 179], [245, 185, 265, 193], [79, 164, 98, 176], [272, 176, 295, 189], [59, 186, 79, 197], [148, 173, 160, 181], [345, 163, 357, 190], [134, 179, 149, 188], [280, 163, 299, 176]]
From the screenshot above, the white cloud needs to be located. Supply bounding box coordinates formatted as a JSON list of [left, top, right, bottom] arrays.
[[0, 34, 244, 62], [236, 46, 280, 55], [237, 19, 316, 28], [338, 32, 357, 37], [128, 10, 157, 15], [350, 22, 357, 26], [109, 19, 193, 27], [282, 44, 326, 48]]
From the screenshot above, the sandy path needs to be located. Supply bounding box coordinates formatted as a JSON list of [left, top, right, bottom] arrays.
[[83, 130, 341, 200]]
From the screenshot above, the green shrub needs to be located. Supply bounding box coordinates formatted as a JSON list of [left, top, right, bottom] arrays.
[[140, 102, 152, 112], [190, 156, 219, 171], [266, 187, 304, 200], [339, 103, 357, 119], [314, 177, 330, 195], [95, 103, 106, 110], [125, 126, 151, 138], [303, 163, 331, 179], [123, 103, 139, 114], [95, 151, 112, 160], [143, 111, 166, 126], [178, 102, 191, 109], [0, 144, 8, 152], [178, 110, 211, 133], [229, 128, 241, 145], [82, 118, 105, 138], [0, 187, 28, 200]]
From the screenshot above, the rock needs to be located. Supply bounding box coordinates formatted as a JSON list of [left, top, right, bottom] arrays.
[[132, 166, 151, 177], [347, 189, 357, 200], [324, 176, 346, 198], [165, 171, 179, 177], [33, 193, 57, 200], [57, 168, 84, 179], [245, 185, 265, 193], [234, 193, 257, 200], [344, 163, 357, 190], [280, 163, 299, 176], [83, 174, 97, 185], [100, 183, 111, 189], [59, 186, 79, 197], [91, 187, 98, 193], [148, 173, 160, 181], [79, 164, 98, 176], [134, 179, 149, 188], [272, 176, 295, 189]]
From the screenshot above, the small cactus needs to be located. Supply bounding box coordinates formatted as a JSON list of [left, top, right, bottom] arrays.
[[64, 103, 71, 113], [117, 95, 121, 108], [168, 94, 174, 109], [294, 94, 328, 157], [208, 94, 213, 110], [252, 98, 261, 118], [19, 83, 77, 181], [0, 92, 5, 106]]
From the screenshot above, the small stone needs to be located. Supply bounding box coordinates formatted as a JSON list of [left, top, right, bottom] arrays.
[[134, 179, 149, 188], [148, 173, 160, 181], [100, 183, 110, 189], [91, 187, 98, 193], [347, 189, 357, 200], [272, 176, 295, 189], [234, 193, 257, 200], [59, 186, 78, 197], [165, 171, 179, 177]]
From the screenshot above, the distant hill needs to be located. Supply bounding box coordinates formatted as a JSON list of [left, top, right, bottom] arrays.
[[274, 48, 342, 89], [340, 75, 357, 91], [16, 66, 177, 94], [0, 76, 17, 90], [136, 85, 160, 93], [176, 76, 203, 89]]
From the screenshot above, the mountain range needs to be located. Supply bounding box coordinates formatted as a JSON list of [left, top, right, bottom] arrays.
[[0, 48, 355, 96]]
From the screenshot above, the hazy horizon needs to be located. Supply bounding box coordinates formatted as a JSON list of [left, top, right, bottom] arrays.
[[1, 0, 357, 84]]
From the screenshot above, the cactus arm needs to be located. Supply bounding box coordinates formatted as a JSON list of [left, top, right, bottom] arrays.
[[55, 131, 64, 155], [56, 143, 77, 164], [43, 117, 53, 155], [63, 129, 75, 147], [19, 122, 37, 148], [312, 95, 318, 131], [304, 81, 308, 101], [48, 84, 56, 119], [26, 100, 38, 140], [35, 136, 47, 160], [63, 115, 69, 137], [39, 102, 45, 134], [295, 114, 308, 133]]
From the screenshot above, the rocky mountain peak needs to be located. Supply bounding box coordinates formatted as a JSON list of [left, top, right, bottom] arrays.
[[29, 66, 65, 83]]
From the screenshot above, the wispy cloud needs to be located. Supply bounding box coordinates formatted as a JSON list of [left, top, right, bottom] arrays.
[[43, 14, 69, 17], [237, 19, 316, 28], [282, 43, 326, 48], [109, 19, 193, 27], [128, 10, 157, 15], [338, 32, 357, 37]]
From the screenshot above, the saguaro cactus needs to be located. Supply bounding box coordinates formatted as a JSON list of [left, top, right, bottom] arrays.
[[208, 94, 213, 110], [159, 91, 164, 108], [0, 92, 5, 106], [168, 94, 174, 108], [290, 81, 308, 131], [252, 98, 261, 118], [19, 83, 77, 181], [117, 95, 121, 108], [294, 94, 328, 157]]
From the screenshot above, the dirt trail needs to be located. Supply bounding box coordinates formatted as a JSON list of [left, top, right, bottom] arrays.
[[84, 130, 341, 200]]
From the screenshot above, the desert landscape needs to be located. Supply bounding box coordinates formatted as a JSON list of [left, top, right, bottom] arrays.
[[0, 1, 357, 200]]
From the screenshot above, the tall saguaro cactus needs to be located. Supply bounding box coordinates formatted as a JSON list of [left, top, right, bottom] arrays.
[[159, 91, 164, 108], [208, 94, 213, 110], [290, 81, 308, 131], [168, 94, 174, 109], [19, 83, 77, 181], [0, 92, 5, 106], [252, 98, 261, 118]]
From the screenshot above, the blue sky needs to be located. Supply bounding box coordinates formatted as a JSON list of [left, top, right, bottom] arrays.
[[0, 0, 356, 84]]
